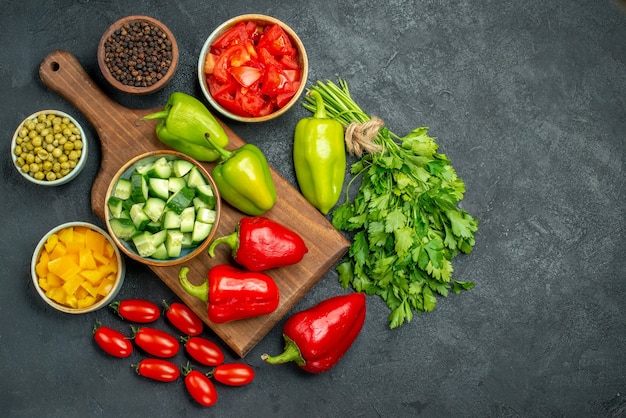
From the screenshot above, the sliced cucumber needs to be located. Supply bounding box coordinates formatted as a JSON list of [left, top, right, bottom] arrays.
[[172, 159, 194, 177], [162, 210, 181, 229], [144, 220, 163, 233], [112, 178, 132, 200], [144, 197, 166, 223], [165, 230, 184, 258], [193, 197, 211, 212], [151, 229, 168, 247], [148, 177, 170, 200], [196, 207, 216, 224], [132, 231, 156, 257], [196, 184, 216, 208], [134, 161, 154, 175], [107, 197, 125, 218], [168, 177, 187, 194], [109, 218, 137, 240], [147, 157, 173, 179], [122, 198, 134, 212], [130, 203, 151, 230], [179, 206, 196, 233], [166, 186, 195, 215], [192, 221, 213, 244], [131, 173, 148, 203], [150, 243, 169, 260], [186, 166, 208, 189], [181, 232, 194, 248]]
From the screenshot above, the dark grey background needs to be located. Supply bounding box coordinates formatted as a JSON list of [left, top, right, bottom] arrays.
[[1, 1, 625, 417]]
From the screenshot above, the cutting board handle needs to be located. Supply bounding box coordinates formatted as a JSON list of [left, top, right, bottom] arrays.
[[39, 50, 131, 133], [39, 49, 163, 218]]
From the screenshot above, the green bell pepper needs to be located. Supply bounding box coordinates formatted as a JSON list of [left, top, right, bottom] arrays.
[[206, 134, 277, 216], [293, 90, 346, 215], [143, 92, 229, 162]]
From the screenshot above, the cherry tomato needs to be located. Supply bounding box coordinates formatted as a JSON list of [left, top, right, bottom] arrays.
[[109, 299, 160, 323], [163, 301, 204, 336], [184, 369, 218, 407], [212, 363, 255, 387], [132, 326, 179, 358], [93, 323, 133, 358], [134, 358, 180, 382], [183, 336, 224, 366]]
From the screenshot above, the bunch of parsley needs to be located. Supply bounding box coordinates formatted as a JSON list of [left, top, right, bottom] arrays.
[[303, 79, 478, 328]]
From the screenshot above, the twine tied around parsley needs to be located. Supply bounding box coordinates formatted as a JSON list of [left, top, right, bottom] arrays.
[[344, 116, 384, 157]]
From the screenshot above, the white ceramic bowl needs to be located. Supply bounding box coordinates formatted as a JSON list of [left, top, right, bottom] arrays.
[[104, 150, 221, 267], [31, 222, 125, 314], [198, 14, 308, 122], [11, 110, 88, 186]]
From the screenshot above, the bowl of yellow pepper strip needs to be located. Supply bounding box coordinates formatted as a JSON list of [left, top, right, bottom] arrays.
[[31, 222, 125, 314]]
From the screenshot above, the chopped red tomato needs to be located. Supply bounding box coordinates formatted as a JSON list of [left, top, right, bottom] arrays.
[[279, 54, 300, 70], [212, 86, 245, 116], [206, 74, 237, 98], [275, 81, 300, 108], [257, 24, 296, 56], [213, 45, 252, 83], [230, 66, 262, 88], [283, 69, 300, 83], [262, 64, 295, 95], [211, 22, 249, 52], [257, 101, 275, 116], [245, 21, 262, 43], [257, 47, 282, 69], [237, 88, 266, 116], [205, 20, 303, 117], [203, 52, 218, 75]]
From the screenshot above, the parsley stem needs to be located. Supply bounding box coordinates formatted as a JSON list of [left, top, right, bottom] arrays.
[[302, 78, 478, 329]]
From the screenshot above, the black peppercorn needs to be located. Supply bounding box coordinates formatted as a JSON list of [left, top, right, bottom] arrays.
[[103, 19, 173, 88]]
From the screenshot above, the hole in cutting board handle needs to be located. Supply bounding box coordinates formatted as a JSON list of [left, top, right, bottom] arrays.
[[48, 61, 60, 72]]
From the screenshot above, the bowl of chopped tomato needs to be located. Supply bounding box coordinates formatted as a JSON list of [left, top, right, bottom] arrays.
[[198, 14, 308, 122]]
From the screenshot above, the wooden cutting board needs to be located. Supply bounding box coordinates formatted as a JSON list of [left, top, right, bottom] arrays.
[[39, 50, 350, 358]]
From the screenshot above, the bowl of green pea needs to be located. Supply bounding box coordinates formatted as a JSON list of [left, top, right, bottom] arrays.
[[11, 109, 88, 186]]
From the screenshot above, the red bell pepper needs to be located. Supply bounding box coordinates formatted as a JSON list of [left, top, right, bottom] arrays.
[[208, 216, 308, 271], [261, 292, 366, 374], [178, 265, 280, 323]]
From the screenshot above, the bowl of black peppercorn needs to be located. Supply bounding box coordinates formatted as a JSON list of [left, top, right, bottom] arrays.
[[98, 16, 179, 95]]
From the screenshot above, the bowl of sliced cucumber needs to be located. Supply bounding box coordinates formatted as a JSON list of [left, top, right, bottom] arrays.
[[104, 150, 221, 266]]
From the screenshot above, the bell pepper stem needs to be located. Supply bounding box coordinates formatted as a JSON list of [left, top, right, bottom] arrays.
[[142, 108, 170, 121], [207, 232, 238, 258], [261, 335, 306, 367], [178, 266, 208, 303], [311, 90, 326, 119], [205, 133, 232, 160]]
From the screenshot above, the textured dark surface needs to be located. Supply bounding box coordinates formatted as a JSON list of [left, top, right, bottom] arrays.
[[1, 1, 625, 417]]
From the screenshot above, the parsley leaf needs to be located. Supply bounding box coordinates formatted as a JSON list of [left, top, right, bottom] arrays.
[[305, 79, 479, 328]]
